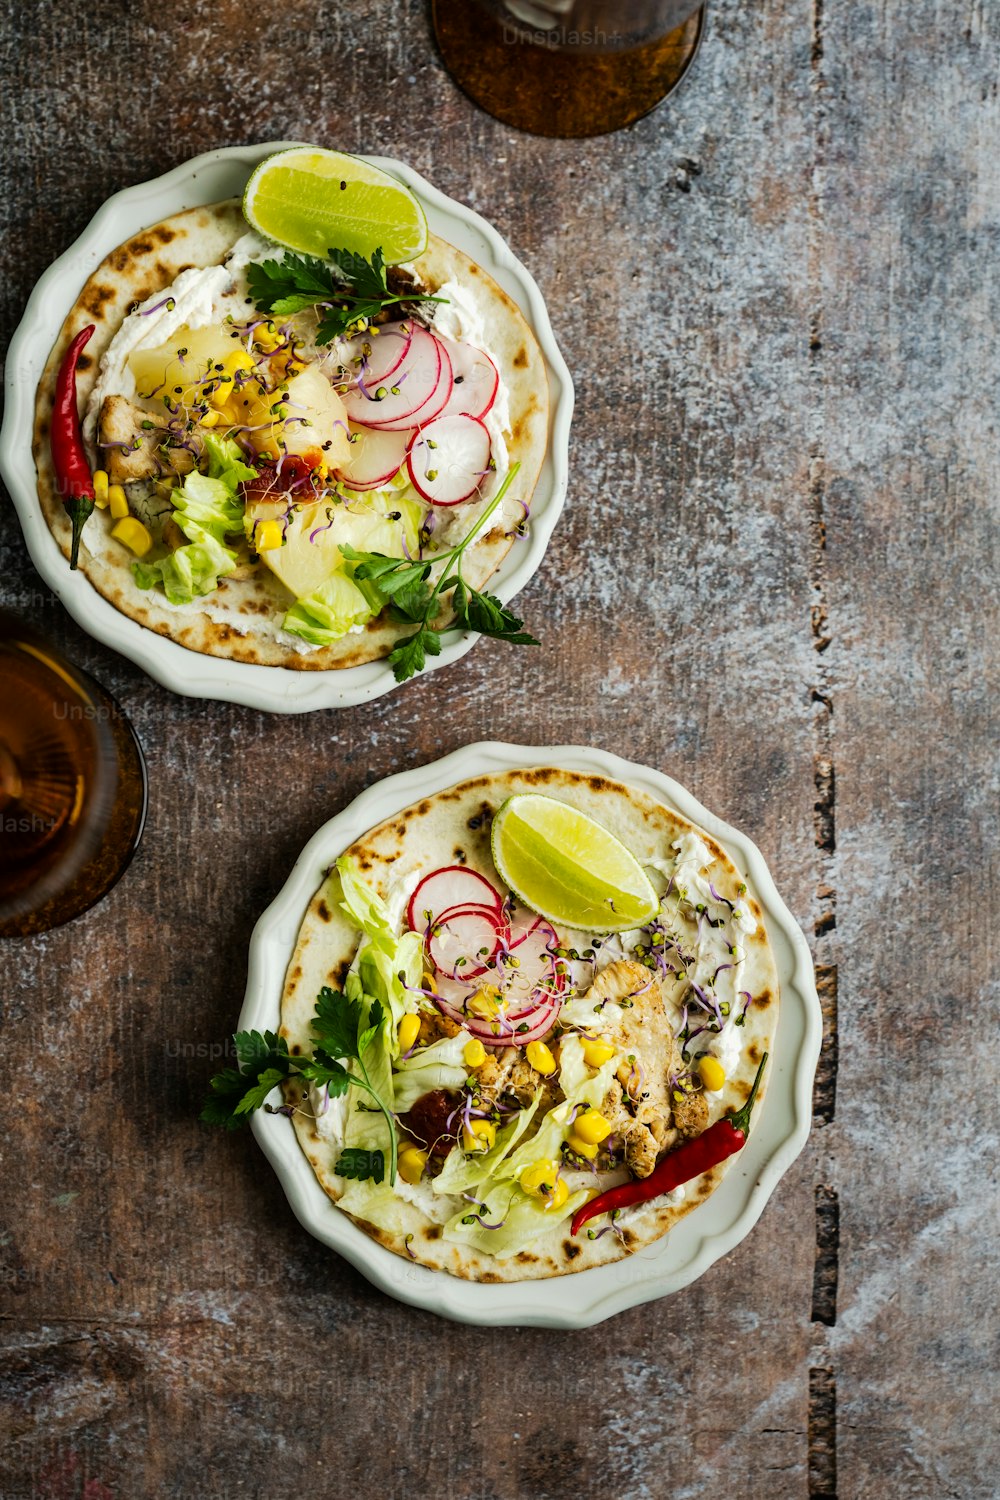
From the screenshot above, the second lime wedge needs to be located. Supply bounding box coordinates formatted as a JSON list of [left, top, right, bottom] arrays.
[[491, 794, 660, 934], [243, 148, 428, 263]]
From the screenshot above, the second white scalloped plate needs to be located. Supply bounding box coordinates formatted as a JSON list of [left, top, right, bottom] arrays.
[[0, 146, 573, 713], [239, 742, 821, 1326]]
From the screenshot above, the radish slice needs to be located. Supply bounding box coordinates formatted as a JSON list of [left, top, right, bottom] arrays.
[[496, 920, 565, 1010], [407, 866, 503, 931], [435, 991, 563, 1048], [504, 904, 544, 949], [339, 321, 414, 387], [427, 905, 503, 981], [437, 340, 499, 420], [336, 424, 411, 490], [341, 326, 445, 430], [407, 414, 492, 507], [362, 339, 453, 434]]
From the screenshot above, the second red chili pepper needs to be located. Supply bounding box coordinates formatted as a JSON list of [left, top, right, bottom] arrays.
[[570, 1051, 769, 1237], [51, 324, 96, 569]]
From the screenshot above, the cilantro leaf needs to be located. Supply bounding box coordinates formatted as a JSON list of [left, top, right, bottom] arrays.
[[247, 247, 444, 345], [327, 246, 388, 299], [389, 627, 442, 683], [232, 1067, 288, 1117], [296, 1052, 354, 1094], [312, 984, 364, 1060], [232, 1029, 289, 1071], [336, 1147, 385, 1184], [455, 586, 540, 646]]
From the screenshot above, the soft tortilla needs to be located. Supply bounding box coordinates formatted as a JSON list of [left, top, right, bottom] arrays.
[[281, 767, 779, 1282], [33, 201, 549, 670]]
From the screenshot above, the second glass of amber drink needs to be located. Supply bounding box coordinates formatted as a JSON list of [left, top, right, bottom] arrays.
[[432, 0, 705, 138]]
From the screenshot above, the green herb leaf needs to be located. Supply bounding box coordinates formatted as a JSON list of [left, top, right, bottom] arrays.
[[233, 1067, 288, 1116], [455, 586, 540, 645], [335, 1147, 385, 1184], [247, 248, 445, 345], [312, 984, 365, 1060], [389, 626, 442, 683]]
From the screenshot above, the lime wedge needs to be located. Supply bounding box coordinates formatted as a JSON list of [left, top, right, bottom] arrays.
[[243, 148, 427, 263], [491, 794, 659, 934]]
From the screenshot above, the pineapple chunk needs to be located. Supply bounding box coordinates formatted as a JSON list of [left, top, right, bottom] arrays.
[[257, 501, 413, 601], [128, 324, 240, 408]]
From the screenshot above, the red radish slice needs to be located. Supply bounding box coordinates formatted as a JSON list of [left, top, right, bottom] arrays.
[[435, 992, 563, 1049], [407, 866, 503, 931], [339, 322, 414, 386], [427, 905, 503, 981], [367, 339, 453, 433], [341, 325, 444, 429], [505, 904, 544, 949], [437, 340, 499, 420], [407, 414, 492, 507], [360, 340, 453, 434], [337, 424, 411, 490], [497, 920, 565, 1009]]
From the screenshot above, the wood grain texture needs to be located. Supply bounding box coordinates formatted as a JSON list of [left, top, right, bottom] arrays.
[[0, 0, 996, 1496]]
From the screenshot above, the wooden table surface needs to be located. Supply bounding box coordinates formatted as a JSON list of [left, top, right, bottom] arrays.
[[1, 1, 996, 1496]]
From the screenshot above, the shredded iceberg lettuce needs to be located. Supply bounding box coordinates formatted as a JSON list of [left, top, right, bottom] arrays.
[[432, 1094, 542, 1197], [281, 569, 382, 645], [393, 1033, 470, 1113], [443, 1180, 590, 1259], [133, 533, 237, 605], [336, 858, 424, 1049]]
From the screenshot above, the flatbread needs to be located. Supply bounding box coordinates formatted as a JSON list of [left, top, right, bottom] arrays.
[[33, 201, 549, 669], [280, 767, 779, 1281]]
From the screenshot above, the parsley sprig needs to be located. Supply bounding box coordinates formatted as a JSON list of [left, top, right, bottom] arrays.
[[246, 248, 447, 344], [201, 985, 398, 1183], [342, 463, 538, 682]]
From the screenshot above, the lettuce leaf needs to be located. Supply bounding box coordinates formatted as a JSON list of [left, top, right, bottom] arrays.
[[133, 534, 237, 605], [202, 432, 257, 490], [443, 1180, 590, 1260], [282, 569, 383, 645], [336, 858, 424, 1048], [171, 470, 245, 547], [393, 1033, 469, 1114], [432, 1093, 542, 1197]]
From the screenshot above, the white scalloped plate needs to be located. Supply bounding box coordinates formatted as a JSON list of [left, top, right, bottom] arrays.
[[0, 146, 573, 713], [240, 742, 821, 1326]]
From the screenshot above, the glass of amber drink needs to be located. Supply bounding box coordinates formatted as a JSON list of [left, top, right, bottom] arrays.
[[432, 0, 705, 138], [0, 612, 147, 937]]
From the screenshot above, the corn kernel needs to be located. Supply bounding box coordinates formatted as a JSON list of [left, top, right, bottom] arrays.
[[224, 349, 256, 375], [526, 1040, 557, 1076], [209, 375, 234, 409], [107, 484, 129, 520], [566, 1132, 598, 1160], [463, 1038, 487, 1069], [110, 516, 152, 556], [544, 1178, 570, 1212], [582, 1038, 616, 1068], [398, 1013, 420, 1053], [253, 321, 279, 351], [398, 1146, 427, 1185], [92, 470, 109, 508], [699, 1055, 726, 1092], [254, 519, 284, 552], [574, 1109, 612, 1145], [199, 408, 221, 428], [462, 1119, 496, 1154], [422, 971, 438, 995], [520, 1160, 560, 1198]]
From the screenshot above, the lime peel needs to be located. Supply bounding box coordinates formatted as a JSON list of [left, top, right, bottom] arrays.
[[491, 794, 659, 934]]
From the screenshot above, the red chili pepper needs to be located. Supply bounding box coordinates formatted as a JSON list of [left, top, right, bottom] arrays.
[[51, 324, 96, 569], [570, 1051, 769, 1238]]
